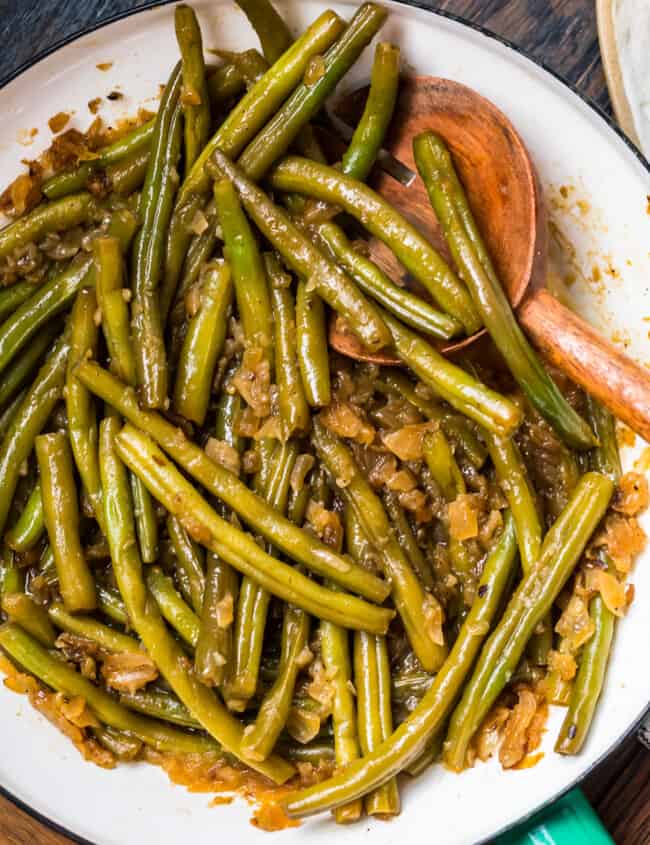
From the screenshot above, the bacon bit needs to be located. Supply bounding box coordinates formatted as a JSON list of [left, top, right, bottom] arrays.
[[0, 170, 43, 217], [555, 595, 595, 651], [499, 687, 538, 769], [48, 112, 70, 134], [613, 472, 649, 516], [100, 651, 158, 694], [320, 401, 375, 445], [252, 801, 300, 831], [386, 468, 418, 493], [253, 415, 282, 441], [593, 514, 646, 573], [56, 693, 100, 729], [448, 495, 479, 540], [236, 405, 260, 438], [525, 697, 549, 754], [205, 437, 241, 476], [96, 62, 113, 71], [382, 422, 435, 461], [306, 500, 343, 549], [547, 650, 577, 681], [594, 569, 629, 616]]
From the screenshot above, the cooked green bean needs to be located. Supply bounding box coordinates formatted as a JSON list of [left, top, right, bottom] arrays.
[[161, 10, 344, 315], [48, 603, 141, 654], [130, 471, 159, 565], [43, 120, 155, 200], [296, 279, 331, 408], [443, 416, 487, 469], [209, 151, 391, 352], [0, 283, 37, 325], [238, 4, 388, 181], [0, 547, 23, 596], [0, 330, 70, 537], [443, 474, 614, 771], [313, 418, 446, 671], [120, 688, 200, 729], [224, 49, 270, 86], [115, 423, 393, 634], [0, 624, 217, 755], [106, 147, 150, 196], [319, 221, 461, 340], [194, 551, 238, 687], [354, 632, 400, 817], [0, 322, 59, 410], [36, 432, 97, 613], [269, 157, 480, 334], [131, 62, 182, 408], [0, 193, 94, 260], [2, 593, 56, 647], [382, 311, 522, 436], [283, 513, 518, 817], [206, 62, 246, 108], [423, 429, 465, 502], [241, 604, 309, 761], [175, 5, 211, 174], [586, 395, 622, 482], [6, 481, 44, 552], [173, 261, 232, 425], [67, 288, 104, 531], [235, 0, 293, 63], [77, 361, 390, 602], [98, 416, 293, 782], [215, 359, 244, 454], [268, 257, 310, 437], [168, 201, 220, 326], [413, 132, 595, 449], [93, 726, 143, 761], [214, 179, 272, 363], [166, 514, 205, 613], [94, 235, 136, 386], [97, 584, 129, 626], [146, 566, 201, 647], [383, 490, 434, 589]]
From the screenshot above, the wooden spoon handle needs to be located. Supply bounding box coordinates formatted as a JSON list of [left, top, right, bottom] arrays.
[[519, 289, 650, 442]]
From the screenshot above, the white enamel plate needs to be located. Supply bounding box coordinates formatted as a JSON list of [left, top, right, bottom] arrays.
[[0, 2, 649, 843]]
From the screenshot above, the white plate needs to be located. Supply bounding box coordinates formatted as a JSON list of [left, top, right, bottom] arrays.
[[0, 2, 649, 843]]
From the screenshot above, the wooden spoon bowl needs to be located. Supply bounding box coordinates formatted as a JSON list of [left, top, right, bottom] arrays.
[[329, 75, 650, 441]]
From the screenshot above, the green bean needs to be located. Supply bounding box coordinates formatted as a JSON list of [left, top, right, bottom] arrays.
[[131, 62, 182, 408], [443, 416, 487, 469], [6, 481, 44, 552], [115, 422, 393, 634], [0, 207, 138, 380], [269, 157, 479, 334], [120, 688, 200, 729], [36, 432, 97, 612], [106, 147, 150, 196], [130, 472, 159, 565], [0, 331, 70, 538], [0, 193, 94, 260], [93, 726, 143, 761], [1, 593, 56, 647], [206, 63, 246, 109], [146, 566, 200, 647], [283, 513, 519, 817], [0, 547, 23, 596], [194, 551, 238, 687], [443, 473, 614, 771], [423, 429, 465, 502], [321, 607, 363, 823], [382, 311, 522, 436], [238, 4, 388, 181], [242, 605, 310, 761], [235, 0, 293, 63], [215, 360, 244, 454], [209, 152, 391, 352], [391, 671, 434, 706], [413, 132, 595, 449], [97, 584, 129, 626], [214, 179, 272, 362], [66, 288, 104, 531], [344, 503, 379, 573], [354, 632, 400, 817], [77, 360, 390, 602], [279, 740, 335, 764], [43, 121, 155, 200], [0, 282, 36, 324], [484, 431, 541, 577], [47, 603, 141, 654], [0, 322, 59, 410], [173, 262, 232, 425], [175, 5, 211, 175], [586, 395, 622, 482], [313, 418, 445, 671], [319, 221, 461, 340], [98, 417, 293, 781], [160, 11, 345, 318], [382, 490, 434, 589], [94, 236, 135, 386], [223, 49, 270, 86], [268, 258, 310, 437], [0, 624, 218, 755], [167, 515, 205, 613], [296, 279, 330, 408]]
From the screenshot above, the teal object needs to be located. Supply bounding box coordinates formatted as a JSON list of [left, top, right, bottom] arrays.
[[495, 789, 613, 845]]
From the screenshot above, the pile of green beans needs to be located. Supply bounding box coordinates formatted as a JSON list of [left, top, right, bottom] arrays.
[[0, 0, 642, 829]]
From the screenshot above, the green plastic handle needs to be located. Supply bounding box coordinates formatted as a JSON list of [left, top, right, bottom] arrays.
[[495, 789, 613, 844]]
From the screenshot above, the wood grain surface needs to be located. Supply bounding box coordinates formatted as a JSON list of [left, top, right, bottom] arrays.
[[0, 2, 647, 845]]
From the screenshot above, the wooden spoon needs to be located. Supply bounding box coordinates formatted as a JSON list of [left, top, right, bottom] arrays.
[[329, 76, 650, 442]]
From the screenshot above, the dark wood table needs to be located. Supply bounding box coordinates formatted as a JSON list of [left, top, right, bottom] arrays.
[[0, 1, 648, 843]]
